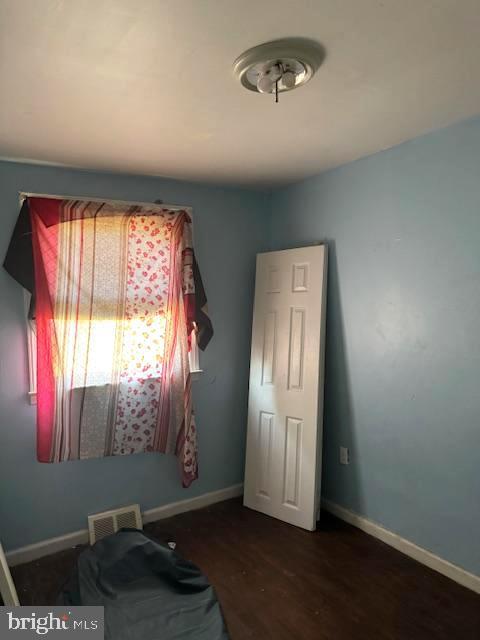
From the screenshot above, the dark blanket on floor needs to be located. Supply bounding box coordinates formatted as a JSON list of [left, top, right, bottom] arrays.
[[57, 529, 229, 640]]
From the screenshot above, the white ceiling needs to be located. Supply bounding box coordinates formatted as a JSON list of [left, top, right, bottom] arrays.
[[1, 0, 480, 186]]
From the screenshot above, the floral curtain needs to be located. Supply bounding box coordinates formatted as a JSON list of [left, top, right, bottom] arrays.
[[4, 197, 213, 487]]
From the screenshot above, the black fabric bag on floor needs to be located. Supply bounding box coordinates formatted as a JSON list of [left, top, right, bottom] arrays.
[[57, 529, 230, 640]]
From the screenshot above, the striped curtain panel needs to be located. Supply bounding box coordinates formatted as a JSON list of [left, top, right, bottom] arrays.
[[5, 197, 213, 487]]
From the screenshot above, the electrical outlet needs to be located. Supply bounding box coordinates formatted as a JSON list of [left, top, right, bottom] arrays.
[[340, 446, 350, 465]]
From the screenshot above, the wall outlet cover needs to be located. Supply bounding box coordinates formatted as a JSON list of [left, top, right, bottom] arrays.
[[340, 446, 350, 465]]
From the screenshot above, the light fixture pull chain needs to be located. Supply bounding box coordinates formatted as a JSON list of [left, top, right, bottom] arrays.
[[275, 79, 279, 103]]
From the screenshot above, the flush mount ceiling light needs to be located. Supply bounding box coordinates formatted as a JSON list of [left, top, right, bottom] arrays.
[[233, 38, 325, 103]]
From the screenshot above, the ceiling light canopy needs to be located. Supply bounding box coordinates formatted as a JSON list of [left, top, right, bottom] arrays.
[[233, 38, 326, 102]]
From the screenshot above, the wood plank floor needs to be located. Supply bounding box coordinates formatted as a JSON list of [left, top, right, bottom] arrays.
[[10, 498, 480, 639]]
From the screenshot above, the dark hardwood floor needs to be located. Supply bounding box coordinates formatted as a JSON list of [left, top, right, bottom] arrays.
[[10, 498, 480, 639]]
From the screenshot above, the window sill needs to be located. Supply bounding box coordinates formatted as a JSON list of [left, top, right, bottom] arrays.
[[27, 371, 204, 405]]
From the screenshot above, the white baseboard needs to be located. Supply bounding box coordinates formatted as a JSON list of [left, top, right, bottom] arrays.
[[6, 483, 244, 567], [10, 487, 476, 596], [322, 499, 480, 595], [6, 530, 89, 568], [142, 483, 244, 524]]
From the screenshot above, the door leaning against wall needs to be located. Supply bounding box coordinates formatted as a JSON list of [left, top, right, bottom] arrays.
[[244, 245, 328, 531]]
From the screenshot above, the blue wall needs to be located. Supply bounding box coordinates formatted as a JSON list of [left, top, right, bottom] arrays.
[[0, 160, 268, 551], [2, 117, 480, 578], [270, 117, 480, 575]]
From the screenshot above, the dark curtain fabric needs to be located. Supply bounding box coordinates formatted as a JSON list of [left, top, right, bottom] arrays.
[[193, 254, 213, 350], [3, 199, 36, 316]]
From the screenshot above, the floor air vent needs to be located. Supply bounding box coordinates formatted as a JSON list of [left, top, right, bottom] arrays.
[[88, 504, 142, 545]]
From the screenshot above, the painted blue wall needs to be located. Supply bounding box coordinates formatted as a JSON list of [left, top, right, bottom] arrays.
[[2, 117, 480, 578], [270, 117, 480, 575], [0, 160, 268, 551]]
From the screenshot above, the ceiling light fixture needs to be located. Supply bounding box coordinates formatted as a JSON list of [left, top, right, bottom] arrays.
[[233, 38, 325, 103]]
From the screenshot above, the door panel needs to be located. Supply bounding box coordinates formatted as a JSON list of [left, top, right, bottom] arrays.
[[261, 311, 277, 385], [287, 307, 305, 391], [257, 411, 274, 499], [283, 416, 302, 508], [244, 246, 327, 531]]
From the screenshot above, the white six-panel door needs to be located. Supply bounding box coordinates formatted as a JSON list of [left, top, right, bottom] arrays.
[[244, 246, 327, 531]]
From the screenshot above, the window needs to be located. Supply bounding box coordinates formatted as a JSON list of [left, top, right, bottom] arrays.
[[24, 293, 201, 405], [25, 291, 37, 405], [8, 195, 211, 485], [23, 204, 202, 406]]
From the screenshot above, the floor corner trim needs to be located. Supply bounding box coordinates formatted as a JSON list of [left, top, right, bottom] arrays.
[[142, 483, 244, 524], [321, 498, 480, 595], [6, 483, 244, 567]]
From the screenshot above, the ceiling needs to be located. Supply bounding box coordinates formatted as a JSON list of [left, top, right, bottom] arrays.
[[1, 0, 480, 187]]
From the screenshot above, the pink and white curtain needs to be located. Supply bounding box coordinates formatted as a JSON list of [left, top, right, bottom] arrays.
[[4, 197, 213, 487]]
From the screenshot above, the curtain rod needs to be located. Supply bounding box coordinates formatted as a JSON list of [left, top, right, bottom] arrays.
[[18, 192, 192, 213]]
